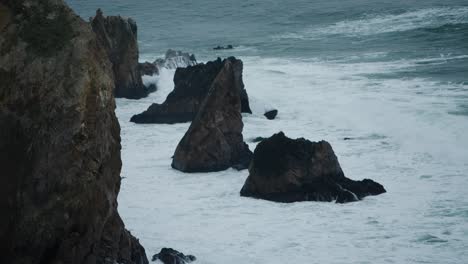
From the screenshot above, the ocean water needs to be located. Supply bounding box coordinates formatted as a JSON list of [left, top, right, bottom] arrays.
[[67, 1, 468, 263]]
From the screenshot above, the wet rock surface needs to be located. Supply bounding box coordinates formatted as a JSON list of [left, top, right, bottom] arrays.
[[131, 57, 252, 124], [240, 132, 386, 203], [0, 1, 147, 263], [171, 60, 253, 172]]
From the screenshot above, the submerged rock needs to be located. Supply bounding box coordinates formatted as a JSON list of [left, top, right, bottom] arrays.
[[151, 248, 196, 264], [131, 57, 252, 124], [0, 1, 147, 263], [172, 60, 252, 172], [240, 132, 386, 203], [91, 9, 152, 99], [264, 109, 278, 120]]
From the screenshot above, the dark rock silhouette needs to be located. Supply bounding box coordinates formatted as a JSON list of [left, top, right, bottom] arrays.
[[0, 1, 147, 263], [251, 137, 267, 143], [91, 9, 152, 99], [213, 45, 234, 50], [171, 60, 252, 172], [131, 57, 252, 124], [151, 248, 196, 264], [264, 109, 278, 120], [240, 132, 386, 203]]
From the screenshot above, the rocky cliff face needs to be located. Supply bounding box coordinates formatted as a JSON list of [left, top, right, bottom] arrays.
[[240, 132, 386, 203], [91, 9, 151, 99], [131, 57, 252, 124], [0, 1, 147, 263], [171, 60, 252, 172]]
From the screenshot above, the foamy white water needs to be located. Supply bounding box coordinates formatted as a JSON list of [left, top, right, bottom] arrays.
[[116, 55, 468, 263], [275, 7, 468, 40]]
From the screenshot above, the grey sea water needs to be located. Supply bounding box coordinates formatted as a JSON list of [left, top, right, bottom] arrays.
[[68, 1, 468, 263]]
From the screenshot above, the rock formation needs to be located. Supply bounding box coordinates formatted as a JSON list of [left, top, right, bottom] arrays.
[[213, 45, 234, 50], [171, 60, 253, 172], [240, 132, 386, 203], [139, 49, 197, 77], [151, 248, 196, 264], [0, 1, 147, 263], [91, 9, 152, 99], [264, 109, 278, 120], [131, 57, 252, 124]]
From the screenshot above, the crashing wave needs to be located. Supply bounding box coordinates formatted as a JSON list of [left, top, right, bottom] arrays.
[[156, 49, 197, 69], [139, 49, 197, 76]]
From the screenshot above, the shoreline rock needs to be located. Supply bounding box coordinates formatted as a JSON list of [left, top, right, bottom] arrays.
[[0, 1, 148, 263], [91, 9, 152, 99], [131, 57, 252, 124], [240, 132, 386, 203], [171, 60, 252, 172]]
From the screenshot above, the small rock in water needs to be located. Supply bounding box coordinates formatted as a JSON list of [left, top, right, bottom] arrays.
[[213, 44, 234, 50], [152, 248, 196, 264], [264, 109, 278, 120], [240, 132, 386, 203]]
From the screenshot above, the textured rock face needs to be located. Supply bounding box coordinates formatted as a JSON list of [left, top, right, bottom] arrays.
[[91, 9, 150, 99], [0, 1, 147, 263], [171, 60, 252, 172], [131, 57, 252, 124], [240, 132, 386, 203]]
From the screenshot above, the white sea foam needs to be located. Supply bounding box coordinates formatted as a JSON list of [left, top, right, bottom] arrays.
[[116, 54, 468, 263], [275, 7, 468, 40]]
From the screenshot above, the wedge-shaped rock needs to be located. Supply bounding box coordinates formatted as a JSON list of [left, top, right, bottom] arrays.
[[131, 57, 251, 124], [92, 9, 152, 99], [171, 60, 252, 172], [240, 132, 386, 203]]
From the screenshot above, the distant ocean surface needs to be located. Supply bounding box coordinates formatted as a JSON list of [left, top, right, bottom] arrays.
[[68, 1, 468, 263]]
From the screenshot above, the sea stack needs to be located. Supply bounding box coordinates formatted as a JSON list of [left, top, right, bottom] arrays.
[[240, 132, 386, 203], [130, 57, 252, 124], [171, 60, 253, 172], [0, 1, 147, 263], [91, 9, 152, 99]]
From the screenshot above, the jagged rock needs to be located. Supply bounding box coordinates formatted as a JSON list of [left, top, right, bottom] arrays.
[[264, 109, 278, 120], [171, 60, 252, 172], [131, 57, 252, 124], [91, 9, 152, 99], [213, 45, 234, 50], [151, 248, 196, 264], [0, 1, 147, 264], [240, 132, 386, 203]]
